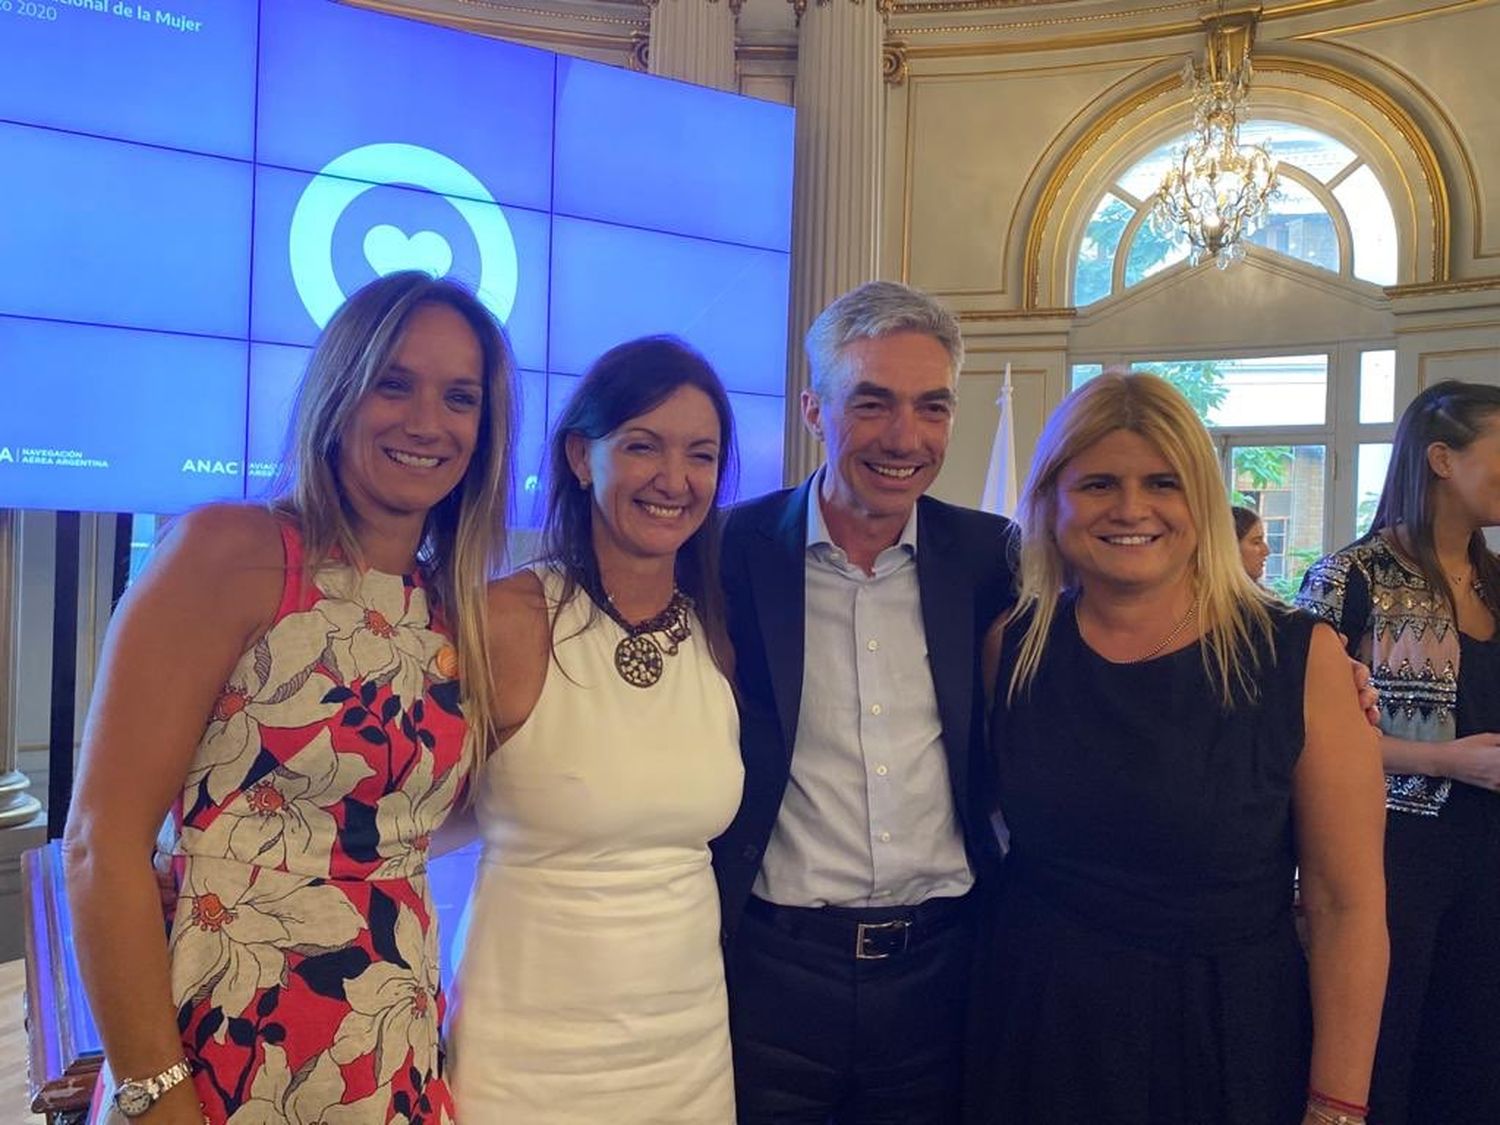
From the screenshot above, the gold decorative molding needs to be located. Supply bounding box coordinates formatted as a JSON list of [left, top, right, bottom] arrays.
[[1021, 69, 1181, 309], [1256, 55, 1449, 283], [339, 0, 644, 51], [883, 41, 910, 84], [737, 40, 799, 62], [1284, 0, 1484, 40], [1386, 277, 1500, 299], [790, 0, 893, 22], [629, 29, 651, 69], [899, 15, 1198, 50], [889, 0, 1447, 50], [894, 0, 1191, 21], [343, 0, 643, 30], [896, 0, 1130, 9], [1309, 38, 1490, 263], [958, 306, 1077, 321], [892, 0, 1383, 24]]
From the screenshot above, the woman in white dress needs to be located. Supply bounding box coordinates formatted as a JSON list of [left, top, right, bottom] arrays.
[[447, 336, 743, 1122]]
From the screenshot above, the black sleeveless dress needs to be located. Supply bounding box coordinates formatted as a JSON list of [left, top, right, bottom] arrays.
[[1370, 632, 1500, 1123], [966, 599, 1317, 1125]]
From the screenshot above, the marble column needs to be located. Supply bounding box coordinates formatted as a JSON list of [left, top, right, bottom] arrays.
[[647, 0, 739, 92], [782, 0, 886, 482], [0, 510, 42, 831]]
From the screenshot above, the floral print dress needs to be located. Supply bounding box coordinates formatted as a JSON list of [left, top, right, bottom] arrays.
[[160, 522, 469, 1124]]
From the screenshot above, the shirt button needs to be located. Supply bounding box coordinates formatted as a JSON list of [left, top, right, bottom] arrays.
[[879, 831, 892, 843], [871, 704, 882, 716], [867, 639, 879, 652], [875, 765, 889, 777]]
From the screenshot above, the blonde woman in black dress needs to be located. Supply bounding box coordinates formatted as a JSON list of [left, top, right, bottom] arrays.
[[968, 372, 1388, 1125]]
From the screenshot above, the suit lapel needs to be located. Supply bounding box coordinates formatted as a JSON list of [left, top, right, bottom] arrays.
[[747, 480, 812, 761], [916, 500, 976, 819]]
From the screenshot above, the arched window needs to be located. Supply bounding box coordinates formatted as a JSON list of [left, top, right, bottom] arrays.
[[1073, 121, 1398, 307]]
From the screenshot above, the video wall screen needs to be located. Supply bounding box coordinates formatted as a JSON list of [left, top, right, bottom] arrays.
[[0, 0, 794, 518]]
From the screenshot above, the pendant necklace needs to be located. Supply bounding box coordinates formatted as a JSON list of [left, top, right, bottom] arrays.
[[599, 586, 694, 688]]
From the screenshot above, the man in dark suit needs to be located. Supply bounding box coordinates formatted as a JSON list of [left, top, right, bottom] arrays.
[[713, 281, 1015, 1124]]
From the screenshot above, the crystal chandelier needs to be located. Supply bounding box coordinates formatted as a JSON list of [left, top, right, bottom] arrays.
[[1150, 13, 1280, 269]]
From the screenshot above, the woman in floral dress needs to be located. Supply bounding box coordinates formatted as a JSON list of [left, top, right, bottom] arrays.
[[64, 271, 514, 1125]]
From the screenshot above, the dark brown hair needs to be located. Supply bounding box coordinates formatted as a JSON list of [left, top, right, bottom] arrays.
[[540, 335, 738, 674], [1231, 505, 1261, 541], [1369, 379, 1500, 623]]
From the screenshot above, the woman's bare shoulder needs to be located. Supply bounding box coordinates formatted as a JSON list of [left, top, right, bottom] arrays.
[[484, 569, 553, 735], [157, 503, 285, 572], [486, 568, 552, 661], [487, 567, 548, 619]]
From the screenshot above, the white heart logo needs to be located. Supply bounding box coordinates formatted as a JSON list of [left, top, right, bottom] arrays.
[[362, 225, 454, 279]]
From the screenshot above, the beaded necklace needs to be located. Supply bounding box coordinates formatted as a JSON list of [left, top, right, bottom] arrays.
[[597, 587, 694, 688]]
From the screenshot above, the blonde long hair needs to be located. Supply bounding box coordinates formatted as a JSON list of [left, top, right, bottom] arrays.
[[1008, 371, 1275, 707], [270, 271, 515, 772]]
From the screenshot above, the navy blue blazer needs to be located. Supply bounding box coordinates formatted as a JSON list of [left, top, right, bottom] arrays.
[[711, 479, 1017, 938]]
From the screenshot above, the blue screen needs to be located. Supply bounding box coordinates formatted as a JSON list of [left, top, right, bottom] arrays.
[[0, 0, 792, 516]]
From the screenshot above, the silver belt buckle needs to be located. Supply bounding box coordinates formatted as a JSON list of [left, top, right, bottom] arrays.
[[855, 919, 911, 959]]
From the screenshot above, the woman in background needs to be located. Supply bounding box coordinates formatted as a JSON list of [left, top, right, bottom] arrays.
[[448, 336, 743, 1123], [1297, 379, 1500, 1124], [66, 271, 513, 1124], [1235, 504, 1272, 584], [968, 371, 1387, 1125]]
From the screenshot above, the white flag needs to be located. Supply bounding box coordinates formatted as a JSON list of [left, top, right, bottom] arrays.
[[980, 363, 1018, 517]]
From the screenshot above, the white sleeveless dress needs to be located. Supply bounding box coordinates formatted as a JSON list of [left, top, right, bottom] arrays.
[[450, 569, 742, 1122]]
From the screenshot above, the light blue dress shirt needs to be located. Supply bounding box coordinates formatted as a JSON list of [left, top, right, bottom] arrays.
[[752, 477, 974, 908]]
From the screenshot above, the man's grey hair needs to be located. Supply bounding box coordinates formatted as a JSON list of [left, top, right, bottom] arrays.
[[804, 281, 965, 398]]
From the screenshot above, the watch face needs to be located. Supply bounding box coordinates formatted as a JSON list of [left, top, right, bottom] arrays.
[[115, 1082, 154, 1117]]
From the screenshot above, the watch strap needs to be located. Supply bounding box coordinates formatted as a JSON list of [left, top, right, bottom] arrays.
[[115, 1059, 192, 1114]]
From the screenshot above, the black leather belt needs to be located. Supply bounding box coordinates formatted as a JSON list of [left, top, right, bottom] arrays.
[[744, 893, 972, 960]]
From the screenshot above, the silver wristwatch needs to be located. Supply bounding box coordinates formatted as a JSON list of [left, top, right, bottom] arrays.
[[113, 1059, 192, 1118]]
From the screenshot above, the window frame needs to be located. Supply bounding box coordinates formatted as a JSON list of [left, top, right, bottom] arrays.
[[1071, 119, 1399, 309]]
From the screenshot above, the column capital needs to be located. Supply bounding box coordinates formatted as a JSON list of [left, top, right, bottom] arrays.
[[643, 0, 738, 89], [882, 41, 907, 85], [629, 28, 650, 70], [789, 0, 893, 26], [645, 0, 746, 10]]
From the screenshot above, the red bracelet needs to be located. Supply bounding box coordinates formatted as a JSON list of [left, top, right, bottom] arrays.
[[1308, 1088, 1370, 1116]]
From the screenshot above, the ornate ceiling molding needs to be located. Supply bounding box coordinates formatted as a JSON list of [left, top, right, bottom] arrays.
[[1386, 277, 1500, 299], [895, 0, 1190, 20], [893, 0, 1374, 17], [338, 0, 646, 55], [889, 0, 1421, 46], [350, 0, 644, 27]]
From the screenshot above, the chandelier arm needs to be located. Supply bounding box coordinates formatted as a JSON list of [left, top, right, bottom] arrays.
[[1153, 9, 1278, 270]]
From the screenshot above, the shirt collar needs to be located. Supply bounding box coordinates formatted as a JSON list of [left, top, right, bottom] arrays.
[[805, 467, 920, 556]]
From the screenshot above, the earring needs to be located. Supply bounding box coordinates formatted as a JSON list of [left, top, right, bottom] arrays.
[[578, 477, 590, 490]]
